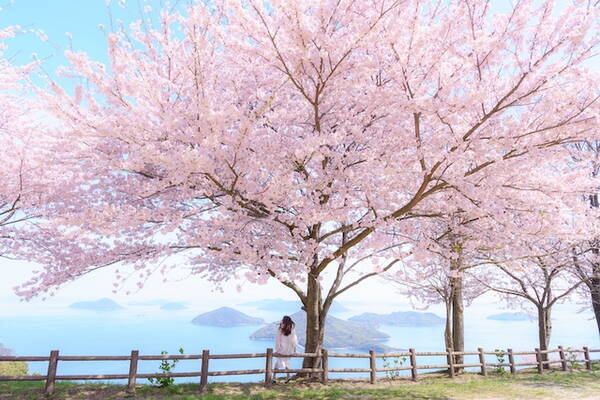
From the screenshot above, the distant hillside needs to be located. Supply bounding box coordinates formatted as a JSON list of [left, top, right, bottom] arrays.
[[250, 311, 393, 352], [160, 302, 187, 310], [349, 311, 444, 327], [69, 298, 124, 312], [487, 312, 532, 321], [191, 307, 265, 327], [242, 299, 348, 314]]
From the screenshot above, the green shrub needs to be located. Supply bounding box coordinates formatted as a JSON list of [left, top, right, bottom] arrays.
[[0, 361, 28, 376]]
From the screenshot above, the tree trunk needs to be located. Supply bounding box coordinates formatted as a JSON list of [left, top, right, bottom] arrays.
[[444, 297, 455, 375], [590, 264, 600, 338], [444, 299, 453, 350], [451, 272, 465, 373], [537, 306, 552, 369], [589, 196, 600, 338], [302, 272, 324, 371]]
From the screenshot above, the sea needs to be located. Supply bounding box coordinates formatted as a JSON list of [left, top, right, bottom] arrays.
[[1, 300, 599, 383]]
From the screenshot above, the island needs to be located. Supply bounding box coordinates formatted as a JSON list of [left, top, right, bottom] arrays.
[[160, 302, 188, 310], [250, 311, 393, 352], [349, 311, 444, 327], [191, 307, 265, 327], [241, 299, 348, 314], [69, 298, 124, 312], [487, 312, 532, 321]]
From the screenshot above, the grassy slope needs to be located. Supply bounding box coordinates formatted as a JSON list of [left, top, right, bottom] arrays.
[[1, 370, 599, 399]]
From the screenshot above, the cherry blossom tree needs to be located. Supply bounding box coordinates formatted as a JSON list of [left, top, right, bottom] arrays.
[[0, 27, 46, 256], [387, 244, 487, 372], [477, 241, 588, 368], [420, 216, 490, 371], [1, 27, 30, 234], [386, 203, 563, 371], [572, 242, 600, 337], [10, 0, 600, 365], [569, 140, 600, 337], [0, 26, 79, 269]]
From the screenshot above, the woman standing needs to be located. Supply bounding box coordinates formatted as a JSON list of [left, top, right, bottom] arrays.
[[274, 315, 298, 381]]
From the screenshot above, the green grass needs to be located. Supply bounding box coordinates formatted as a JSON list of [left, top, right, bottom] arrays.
[[1, 370, 599, 399]]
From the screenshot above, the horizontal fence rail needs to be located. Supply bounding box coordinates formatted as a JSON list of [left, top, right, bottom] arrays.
[[1, 346, 599, 396]]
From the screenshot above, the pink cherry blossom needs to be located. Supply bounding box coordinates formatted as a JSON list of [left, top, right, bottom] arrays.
[[4, 1, 600, 360]]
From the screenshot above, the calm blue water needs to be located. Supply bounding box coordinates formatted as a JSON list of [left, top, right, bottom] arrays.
[[2, 304, 598, 383]]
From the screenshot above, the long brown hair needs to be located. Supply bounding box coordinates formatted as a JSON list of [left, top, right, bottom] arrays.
[[279, 315, 294, 336]]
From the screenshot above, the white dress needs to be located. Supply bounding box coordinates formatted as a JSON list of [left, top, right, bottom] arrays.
[[275, 328, 298, 369]]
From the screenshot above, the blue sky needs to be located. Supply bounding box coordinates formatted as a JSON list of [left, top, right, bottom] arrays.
[[2, 1, 114, 60], [1, 0, 152, 89], [0, 0, 518, 71]]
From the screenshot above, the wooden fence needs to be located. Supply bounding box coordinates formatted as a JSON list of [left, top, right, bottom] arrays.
[[1, 345, 598, 396]]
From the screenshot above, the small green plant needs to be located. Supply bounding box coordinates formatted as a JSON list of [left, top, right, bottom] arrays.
[[494, 349, 506, 375], [564, 348, 582, 371], [381, 355, 407, 380], [148, 348, 184, 388]]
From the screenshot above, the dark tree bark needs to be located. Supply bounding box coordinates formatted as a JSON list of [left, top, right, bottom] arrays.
[[444, 300, 453, 351], [537, 306, 552, 368], [451, 273, 465, 372], [588, 192, 600, 337], [585, 245, 600, 338], [302, 272, 323, 370], [590, 271, 600, 337], [574, 142, 600, 338], [572, 246, 600, 339], [443, 249, 466, 374]]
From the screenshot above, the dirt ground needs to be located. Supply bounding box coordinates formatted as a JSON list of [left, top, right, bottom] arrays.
[[2, 370, 600, 399]]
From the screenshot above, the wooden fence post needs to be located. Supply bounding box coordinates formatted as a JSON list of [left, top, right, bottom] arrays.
[[446, 348, 455, 378], [44, 350, 59, 396], [127, 350, 139, 393], [507, 349, 516, 375], [558, 346, 567, 371], [535, 348, 543, 374], [321, 349, 329, 385], [265, 348, 273, 387], [369, 350, 377, 384], [478, 348, 486, 376], [583, 346, 592, 371], [199, 349, 210, 393], [409, 348, 417, 382]]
